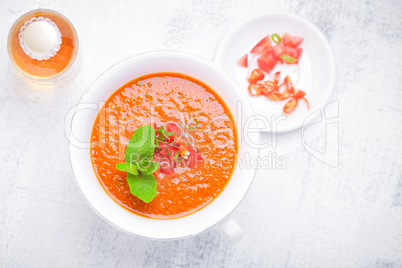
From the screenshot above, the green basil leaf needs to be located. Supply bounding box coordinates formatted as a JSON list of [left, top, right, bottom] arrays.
[[125, 125, 155, 163], [116, 162, 139, 175], [137, 159, 160, 174], [126, 173, 157, 203]]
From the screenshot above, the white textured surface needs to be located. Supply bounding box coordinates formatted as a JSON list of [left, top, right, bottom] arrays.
[[1, 0, 402, 267]]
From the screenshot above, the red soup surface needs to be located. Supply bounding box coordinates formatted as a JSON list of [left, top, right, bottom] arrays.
[[90, 73, 238, 219]]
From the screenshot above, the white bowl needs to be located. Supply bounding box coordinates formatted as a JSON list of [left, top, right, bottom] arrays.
[[69, 51, 259, 240], [215, 12, 336, 132]]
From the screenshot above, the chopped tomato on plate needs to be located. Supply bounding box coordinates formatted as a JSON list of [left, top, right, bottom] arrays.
[[237, 32, 309, 115], [280, 46, 302, 63], [237, 54, 248, 67], [257, 50, 278, 73], [250, 35, 272, 54], [282, 33, 303, 47]]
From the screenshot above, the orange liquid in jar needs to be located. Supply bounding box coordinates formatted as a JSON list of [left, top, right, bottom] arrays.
[[7, 9, 78, 80]]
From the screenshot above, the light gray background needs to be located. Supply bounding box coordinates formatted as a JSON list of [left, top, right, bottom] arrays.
[[1, 0, 402, 267]]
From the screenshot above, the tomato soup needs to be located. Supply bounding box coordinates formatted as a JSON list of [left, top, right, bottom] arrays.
[[90, 73, 237, 219]]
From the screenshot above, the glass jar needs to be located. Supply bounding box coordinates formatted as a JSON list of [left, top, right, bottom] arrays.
[[7, 9, 80, 88]]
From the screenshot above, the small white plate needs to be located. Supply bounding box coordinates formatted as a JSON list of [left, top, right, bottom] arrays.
[[215, 12, 335, 132]]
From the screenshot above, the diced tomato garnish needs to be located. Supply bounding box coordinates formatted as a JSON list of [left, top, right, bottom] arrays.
[[158, 142, 170, 156], [159, 149, 168, 157], [165, 122, 181, 142], [251, 35, 272, 54], [159, 161, 174, 175], [159, 143, 178, 164], [174, 136, 187, 147], [247, 69, 265, 84], [185, 146, 202, 168], [153, 123, 204, 176], [237, 54, 248, 68], [169, 145, 179, 162], [166, 123, 181, 137], [152, 123, 159, 136], [257, 50, 278, 73]]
